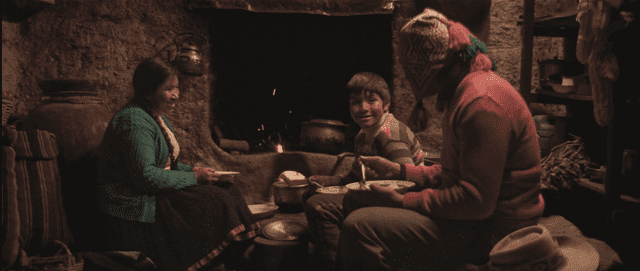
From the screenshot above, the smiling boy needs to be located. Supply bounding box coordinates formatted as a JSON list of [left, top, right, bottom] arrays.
[[348, 72, 424, 168], [304, 72, 424, 270]]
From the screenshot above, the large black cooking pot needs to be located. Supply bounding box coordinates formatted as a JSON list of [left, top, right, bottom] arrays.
[[299, 119, 348, 155]]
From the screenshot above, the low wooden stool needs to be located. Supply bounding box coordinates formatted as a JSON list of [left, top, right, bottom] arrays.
[[250, 211, 312, 270], [252, 236, 310, 271]]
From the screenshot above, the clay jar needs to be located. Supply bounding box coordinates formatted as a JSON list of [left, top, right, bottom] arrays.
[[23, 79, 114, 248], [25, 79, 113, 169]]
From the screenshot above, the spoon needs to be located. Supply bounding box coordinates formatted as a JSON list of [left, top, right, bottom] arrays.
[[282, 176, 294, 187], [308, 180, 324, 188], [360, 163, 368, 190], [278, 172, 294, 187]]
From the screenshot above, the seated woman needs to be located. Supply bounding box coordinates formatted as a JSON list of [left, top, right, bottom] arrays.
[[96, 57, 258, 271]]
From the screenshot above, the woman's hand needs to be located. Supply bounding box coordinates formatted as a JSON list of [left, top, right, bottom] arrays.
[[194, 167, 222, 185], [359, 156, 402, 180]]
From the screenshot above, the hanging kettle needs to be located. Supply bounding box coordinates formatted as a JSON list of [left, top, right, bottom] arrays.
[[174, 33, 209, 76]]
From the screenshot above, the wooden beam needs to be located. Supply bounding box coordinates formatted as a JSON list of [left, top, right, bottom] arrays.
[[520, 0, 535, 103]]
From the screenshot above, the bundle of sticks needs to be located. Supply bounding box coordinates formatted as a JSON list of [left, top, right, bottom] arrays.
[[540, 136, 598, 190]]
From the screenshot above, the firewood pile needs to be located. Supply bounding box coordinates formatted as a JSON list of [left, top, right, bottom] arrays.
[[541, 136, 599, 190]]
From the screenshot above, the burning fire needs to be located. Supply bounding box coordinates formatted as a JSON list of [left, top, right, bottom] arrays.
[[259, 129, 285, 153]]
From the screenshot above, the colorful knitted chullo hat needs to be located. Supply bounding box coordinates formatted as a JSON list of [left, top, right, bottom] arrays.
[[398, 8, 496, 131]]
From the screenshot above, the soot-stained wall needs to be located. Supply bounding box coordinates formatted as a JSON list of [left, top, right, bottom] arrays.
[[2, 0, 571, 203]]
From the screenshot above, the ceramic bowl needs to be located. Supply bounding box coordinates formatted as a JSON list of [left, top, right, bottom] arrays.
[[345, 180, 415, 194], [316, 186, 348, 195]]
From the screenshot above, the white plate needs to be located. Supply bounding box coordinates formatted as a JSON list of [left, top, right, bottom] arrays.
[[216, 171, 240, 175], [248, 204, 278, 220], [346, 180, 415, 192], [316, 186, 348, 195]]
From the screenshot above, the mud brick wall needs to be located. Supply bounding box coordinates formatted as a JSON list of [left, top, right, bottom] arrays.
[[3, 0, 571, 203]]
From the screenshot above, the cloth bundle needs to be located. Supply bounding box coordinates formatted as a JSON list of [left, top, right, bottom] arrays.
[[576, 0, 622, 127]]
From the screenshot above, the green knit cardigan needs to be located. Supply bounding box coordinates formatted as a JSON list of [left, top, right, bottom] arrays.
[[96, 103, 196, 223]]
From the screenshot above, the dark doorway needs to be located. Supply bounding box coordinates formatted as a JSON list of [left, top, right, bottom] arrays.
[[208, 9, 393, 151]]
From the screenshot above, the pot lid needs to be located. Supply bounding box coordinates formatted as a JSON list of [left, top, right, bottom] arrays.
[[304, 119, 348, 127]]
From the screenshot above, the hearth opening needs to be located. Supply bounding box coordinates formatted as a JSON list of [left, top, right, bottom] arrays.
[[208, 9, 393, 153]]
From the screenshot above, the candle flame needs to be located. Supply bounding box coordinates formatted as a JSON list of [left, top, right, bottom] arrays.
[[276, 144, 284, 153]]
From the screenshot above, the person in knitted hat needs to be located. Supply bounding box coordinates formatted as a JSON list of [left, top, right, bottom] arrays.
[[336, 9, 544, 270]]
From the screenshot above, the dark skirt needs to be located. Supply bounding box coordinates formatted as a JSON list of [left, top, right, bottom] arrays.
[[102, 183, 259, 271]]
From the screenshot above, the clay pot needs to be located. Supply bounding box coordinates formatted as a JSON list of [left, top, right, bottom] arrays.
[[539, 59, 586, 89], [23, 79, 114, 248], [533, 115, 564, 158], [25, 80, 113, 169], [3, 0, 55, 22], [539, 58, 568, 88], [299, 119, 348, 155]]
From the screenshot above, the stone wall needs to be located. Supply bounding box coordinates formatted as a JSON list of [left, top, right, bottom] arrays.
[[2, 0, 358, 204], [2, 0, 573, 203]]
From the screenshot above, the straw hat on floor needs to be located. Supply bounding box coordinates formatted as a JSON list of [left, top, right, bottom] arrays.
[[488, 225, 599, 271]]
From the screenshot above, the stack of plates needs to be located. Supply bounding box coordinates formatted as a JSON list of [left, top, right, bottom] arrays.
[[248, 204, 278, 220]]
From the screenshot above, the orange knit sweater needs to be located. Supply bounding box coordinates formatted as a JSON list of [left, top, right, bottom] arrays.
[[402, 71, 544, 243]]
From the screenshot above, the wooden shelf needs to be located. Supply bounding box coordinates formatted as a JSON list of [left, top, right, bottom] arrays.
[[531, 89, 593, 103], [521, 0, 637, 219], [517, 8, 579, 37], [576, 178, 640, 204]]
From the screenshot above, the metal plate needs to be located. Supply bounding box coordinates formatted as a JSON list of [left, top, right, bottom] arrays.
[[316, 186, 348, 195], [216, 171, 240, 175], [262, 220, 308, 241]]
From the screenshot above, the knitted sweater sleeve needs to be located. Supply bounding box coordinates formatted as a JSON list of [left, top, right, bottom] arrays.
[[342, 129, 417, 184], [374, 116, 417, 165], [402, 97, 509, 220], [117, 112, 197, 193], [377, 136, 416, 165]]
